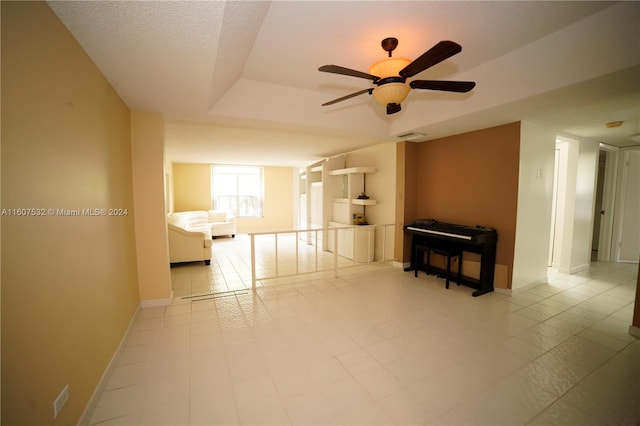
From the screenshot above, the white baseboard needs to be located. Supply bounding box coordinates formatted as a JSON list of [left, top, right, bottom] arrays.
[[558, 263, 589, 275], [77, 304, 141, 426], [494, 287, 512, 296], [629, 325, 640, 339], [510, 278, 548, 295], [140, 294, 173, 308], [570, 263, 590, 274]]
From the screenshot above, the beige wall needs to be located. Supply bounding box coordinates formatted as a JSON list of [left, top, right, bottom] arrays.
[[240, 166, 295, 232], [170, 163, 295, 232], [131, 112, 172, 304], [344, 142, 397, 261], [1, 2, 140, 424], [344, 142, 396, 226], [173, 163, 211, 212]]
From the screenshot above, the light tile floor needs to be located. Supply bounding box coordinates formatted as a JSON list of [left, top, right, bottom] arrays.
[[89, 235, 639, 425]]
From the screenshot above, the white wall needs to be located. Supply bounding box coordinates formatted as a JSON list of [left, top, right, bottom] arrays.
[[555, 138, 577, 273], [615, 149, 640, 262], [553, 136, 599, 274], [512, 122, 557, 292], [570, 139, 599, 270]]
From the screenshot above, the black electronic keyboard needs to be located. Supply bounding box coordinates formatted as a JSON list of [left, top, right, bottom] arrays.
[[403, 219, 497, 296]]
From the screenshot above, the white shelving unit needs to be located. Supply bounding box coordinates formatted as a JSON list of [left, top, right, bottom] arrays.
[[302, 158, 378, 262], [328, 166, 377, 224], [328, 166, 376, 175], [326, 166, 376, 262], [352, 199, 377, 206]]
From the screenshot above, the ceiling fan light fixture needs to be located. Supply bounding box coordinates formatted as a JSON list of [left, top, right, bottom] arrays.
[[368, 57, 411, 79], [372, 82, 411, 107]]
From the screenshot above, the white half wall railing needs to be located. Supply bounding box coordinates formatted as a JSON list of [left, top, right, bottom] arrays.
[[249, 224, 395, 289]]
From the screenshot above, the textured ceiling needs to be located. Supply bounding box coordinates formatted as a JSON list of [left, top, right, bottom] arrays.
[[49, 1, 640, 167]]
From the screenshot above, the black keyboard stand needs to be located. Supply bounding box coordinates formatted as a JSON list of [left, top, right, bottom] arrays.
[[404, 222, 497, 297]]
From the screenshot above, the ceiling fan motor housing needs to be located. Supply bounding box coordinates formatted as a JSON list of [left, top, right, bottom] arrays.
[[381, 37, 399, 56]]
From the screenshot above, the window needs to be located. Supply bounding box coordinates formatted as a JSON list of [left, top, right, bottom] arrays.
[[211, 165, 264, 217]]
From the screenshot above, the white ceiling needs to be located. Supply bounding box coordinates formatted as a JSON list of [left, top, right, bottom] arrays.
[[49, 1, 640, 167]]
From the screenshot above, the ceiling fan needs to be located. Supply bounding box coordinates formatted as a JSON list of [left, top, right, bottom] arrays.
[[319, 38, 476, 114]]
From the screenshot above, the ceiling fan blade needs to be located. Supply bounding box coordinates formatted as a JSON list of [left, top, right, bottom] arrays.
[[319, 65, 380, 82], [400, 40, 462, 78], [410, 80, 476, 92], [321, 89, 372, 106]]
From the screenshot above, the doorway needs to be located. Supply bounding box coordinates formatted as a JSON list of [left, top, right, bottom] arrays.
[[591, 150, 606, 261], [593, 146, 620, 262]]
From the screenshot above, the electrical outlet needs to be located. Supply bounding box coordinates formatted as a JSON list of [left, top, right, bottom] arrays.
[[53, 385, 69, 418]]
